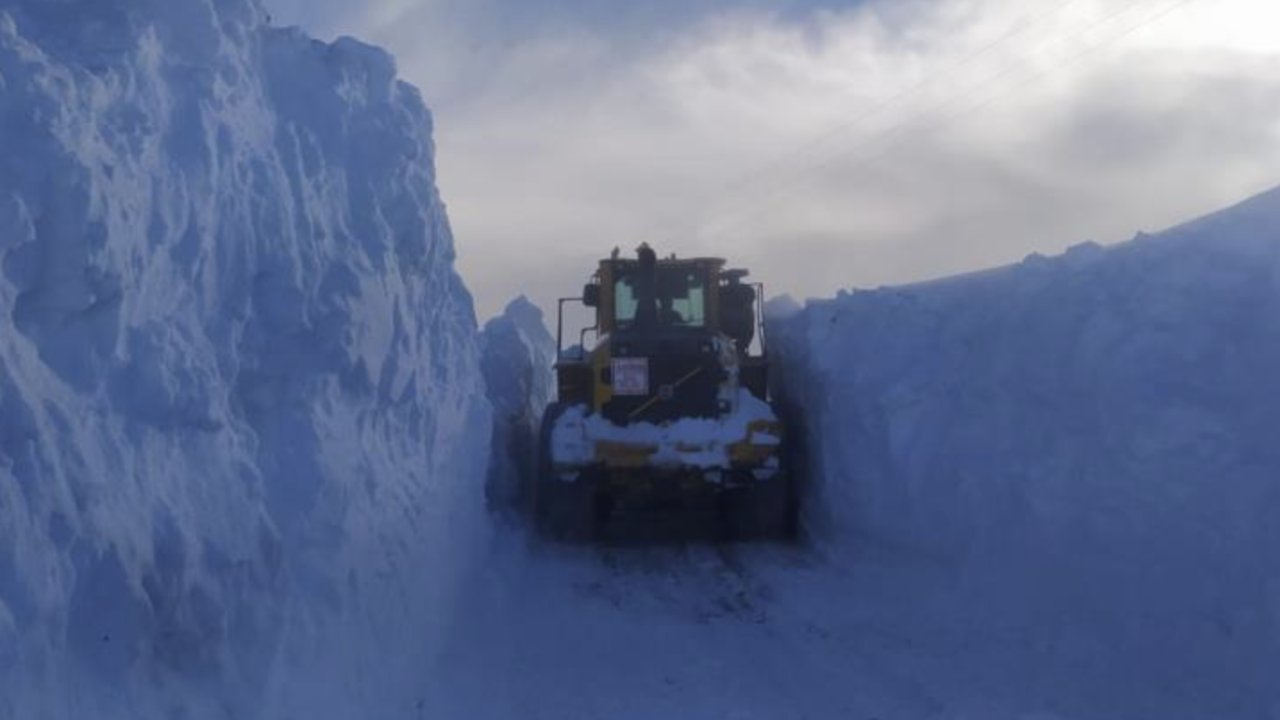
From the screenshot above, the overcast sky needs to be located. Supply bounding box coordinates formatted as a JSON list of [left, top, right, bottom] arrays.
[[265, 0, 1280, 321]]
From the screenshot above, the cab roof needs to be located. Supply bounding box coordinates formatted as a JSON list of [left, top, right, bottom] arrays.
[[600, 256, 726, 268]]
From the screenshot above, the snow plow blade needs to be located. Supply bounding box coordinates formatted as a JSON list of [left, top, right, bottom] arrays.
[[535, 398, 793, 541]]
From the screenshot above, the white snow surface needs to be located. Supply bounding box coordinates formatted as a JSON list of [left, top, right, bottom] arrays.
[[551, 388, 779, 470], [0, 2, 489, 718], [770, 184, 1280, 717], [481, 296, 555, 507]]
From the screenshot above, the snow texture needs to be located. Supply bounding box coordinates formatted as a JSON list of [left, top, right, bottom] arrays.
[[551, 388, 779, 471], [480, 295, 555, 509], [0, 2, 489, 717], [770, 184, 1280, 717]]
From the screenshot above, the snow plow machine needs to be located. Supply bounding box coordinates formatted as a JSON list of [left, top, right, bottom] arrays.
[[535, 244, 796, 541]]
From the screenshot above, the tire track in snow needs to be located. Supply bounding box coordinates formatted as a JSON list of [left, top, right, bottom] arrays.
[[574, 543, 774, 625], [425, 528, 962, 719]]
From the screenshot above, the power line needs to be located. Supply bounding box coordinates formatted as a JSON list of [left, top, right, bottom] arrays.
[[712, 0, 1089, 195], [641, 0, 1089, 241], [693, 0, 1203, 244], [696, 0, 1184, 240]]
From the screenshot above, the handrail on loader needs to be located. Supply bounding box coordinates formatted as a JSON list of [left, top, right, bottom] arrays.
[[556, 296, 597, 363]]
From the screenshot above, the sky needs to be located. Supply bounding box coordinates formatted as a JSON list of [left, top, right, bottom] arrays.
[[264, 0, 1280, 322]]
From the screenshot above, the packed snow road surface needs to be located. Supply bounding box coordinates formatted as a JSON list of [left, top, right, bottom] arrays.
[[417, 529, 1246, 720]]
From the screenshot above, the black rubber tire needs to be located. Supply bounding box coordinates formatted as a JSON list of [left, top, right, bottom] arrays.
[[745, 412, 800, 541], [716, 480, 783, 541], [533, 402, 590, 540], [532, 402, 561, 534], [758, 472, 799, 540]]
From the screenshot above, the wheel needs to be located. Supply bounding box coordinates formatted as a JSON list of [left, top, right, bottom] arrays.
[[758, 471, 799, 540], [533, 402, 589, 540], [728, 471, 797, 541]]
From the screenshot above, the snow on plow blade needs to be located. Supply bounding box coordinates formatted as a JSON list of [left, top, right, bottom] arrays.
[[551, 389, 781, 475], [535, 390, 793, 541]]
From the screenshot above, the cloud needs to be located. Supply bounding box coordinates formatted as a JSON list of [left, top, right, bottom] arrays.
[[264, 0, 1280, 320]]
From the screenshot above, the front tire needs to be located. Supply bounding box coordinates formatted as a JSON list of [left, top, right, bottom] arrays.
[[534, 402, 590, 540]]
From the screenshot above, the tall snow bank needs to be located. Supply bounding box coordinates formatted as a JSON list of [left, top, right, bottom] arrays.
[[772, 186, 1280, 714], [0, 2, 489, 718], [480, 296, 555, 511]]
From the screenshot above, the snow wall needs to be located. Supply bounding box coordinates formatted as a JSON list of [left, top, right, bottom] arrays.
[[480, 296, 555, 511], [770, 186, 1280, 713], [0, 2, 491, 718]]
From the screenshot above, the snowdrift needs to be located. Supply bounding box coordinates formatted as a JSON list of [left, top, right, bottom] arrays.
[[0, 2, 489, 717], [480, 296, 555, 510], [771, 186, 1280, 712]]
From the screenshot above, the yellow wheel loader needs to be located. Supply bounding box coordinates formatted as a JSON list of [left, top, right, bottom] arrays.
[[535, 244, 795, 541]]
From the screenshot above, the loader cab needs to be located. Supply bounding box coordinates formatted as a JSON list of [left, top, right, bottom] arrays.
[[601, 257, 713, 333], [614, 265, 707, 329], [554, 246, 769, 422], [584, 252, 759, 350]]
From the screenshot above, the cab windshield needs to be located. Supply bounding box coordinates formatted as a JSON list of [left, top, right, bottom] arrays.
[[615, 265, 707, 328]]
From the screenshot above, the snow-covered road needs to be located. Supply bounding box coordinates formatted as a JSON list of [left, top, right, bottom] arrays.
[[422, 533, 917, 720], [4, 1, 1276, 716], [419, 526, 1234, 720]]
